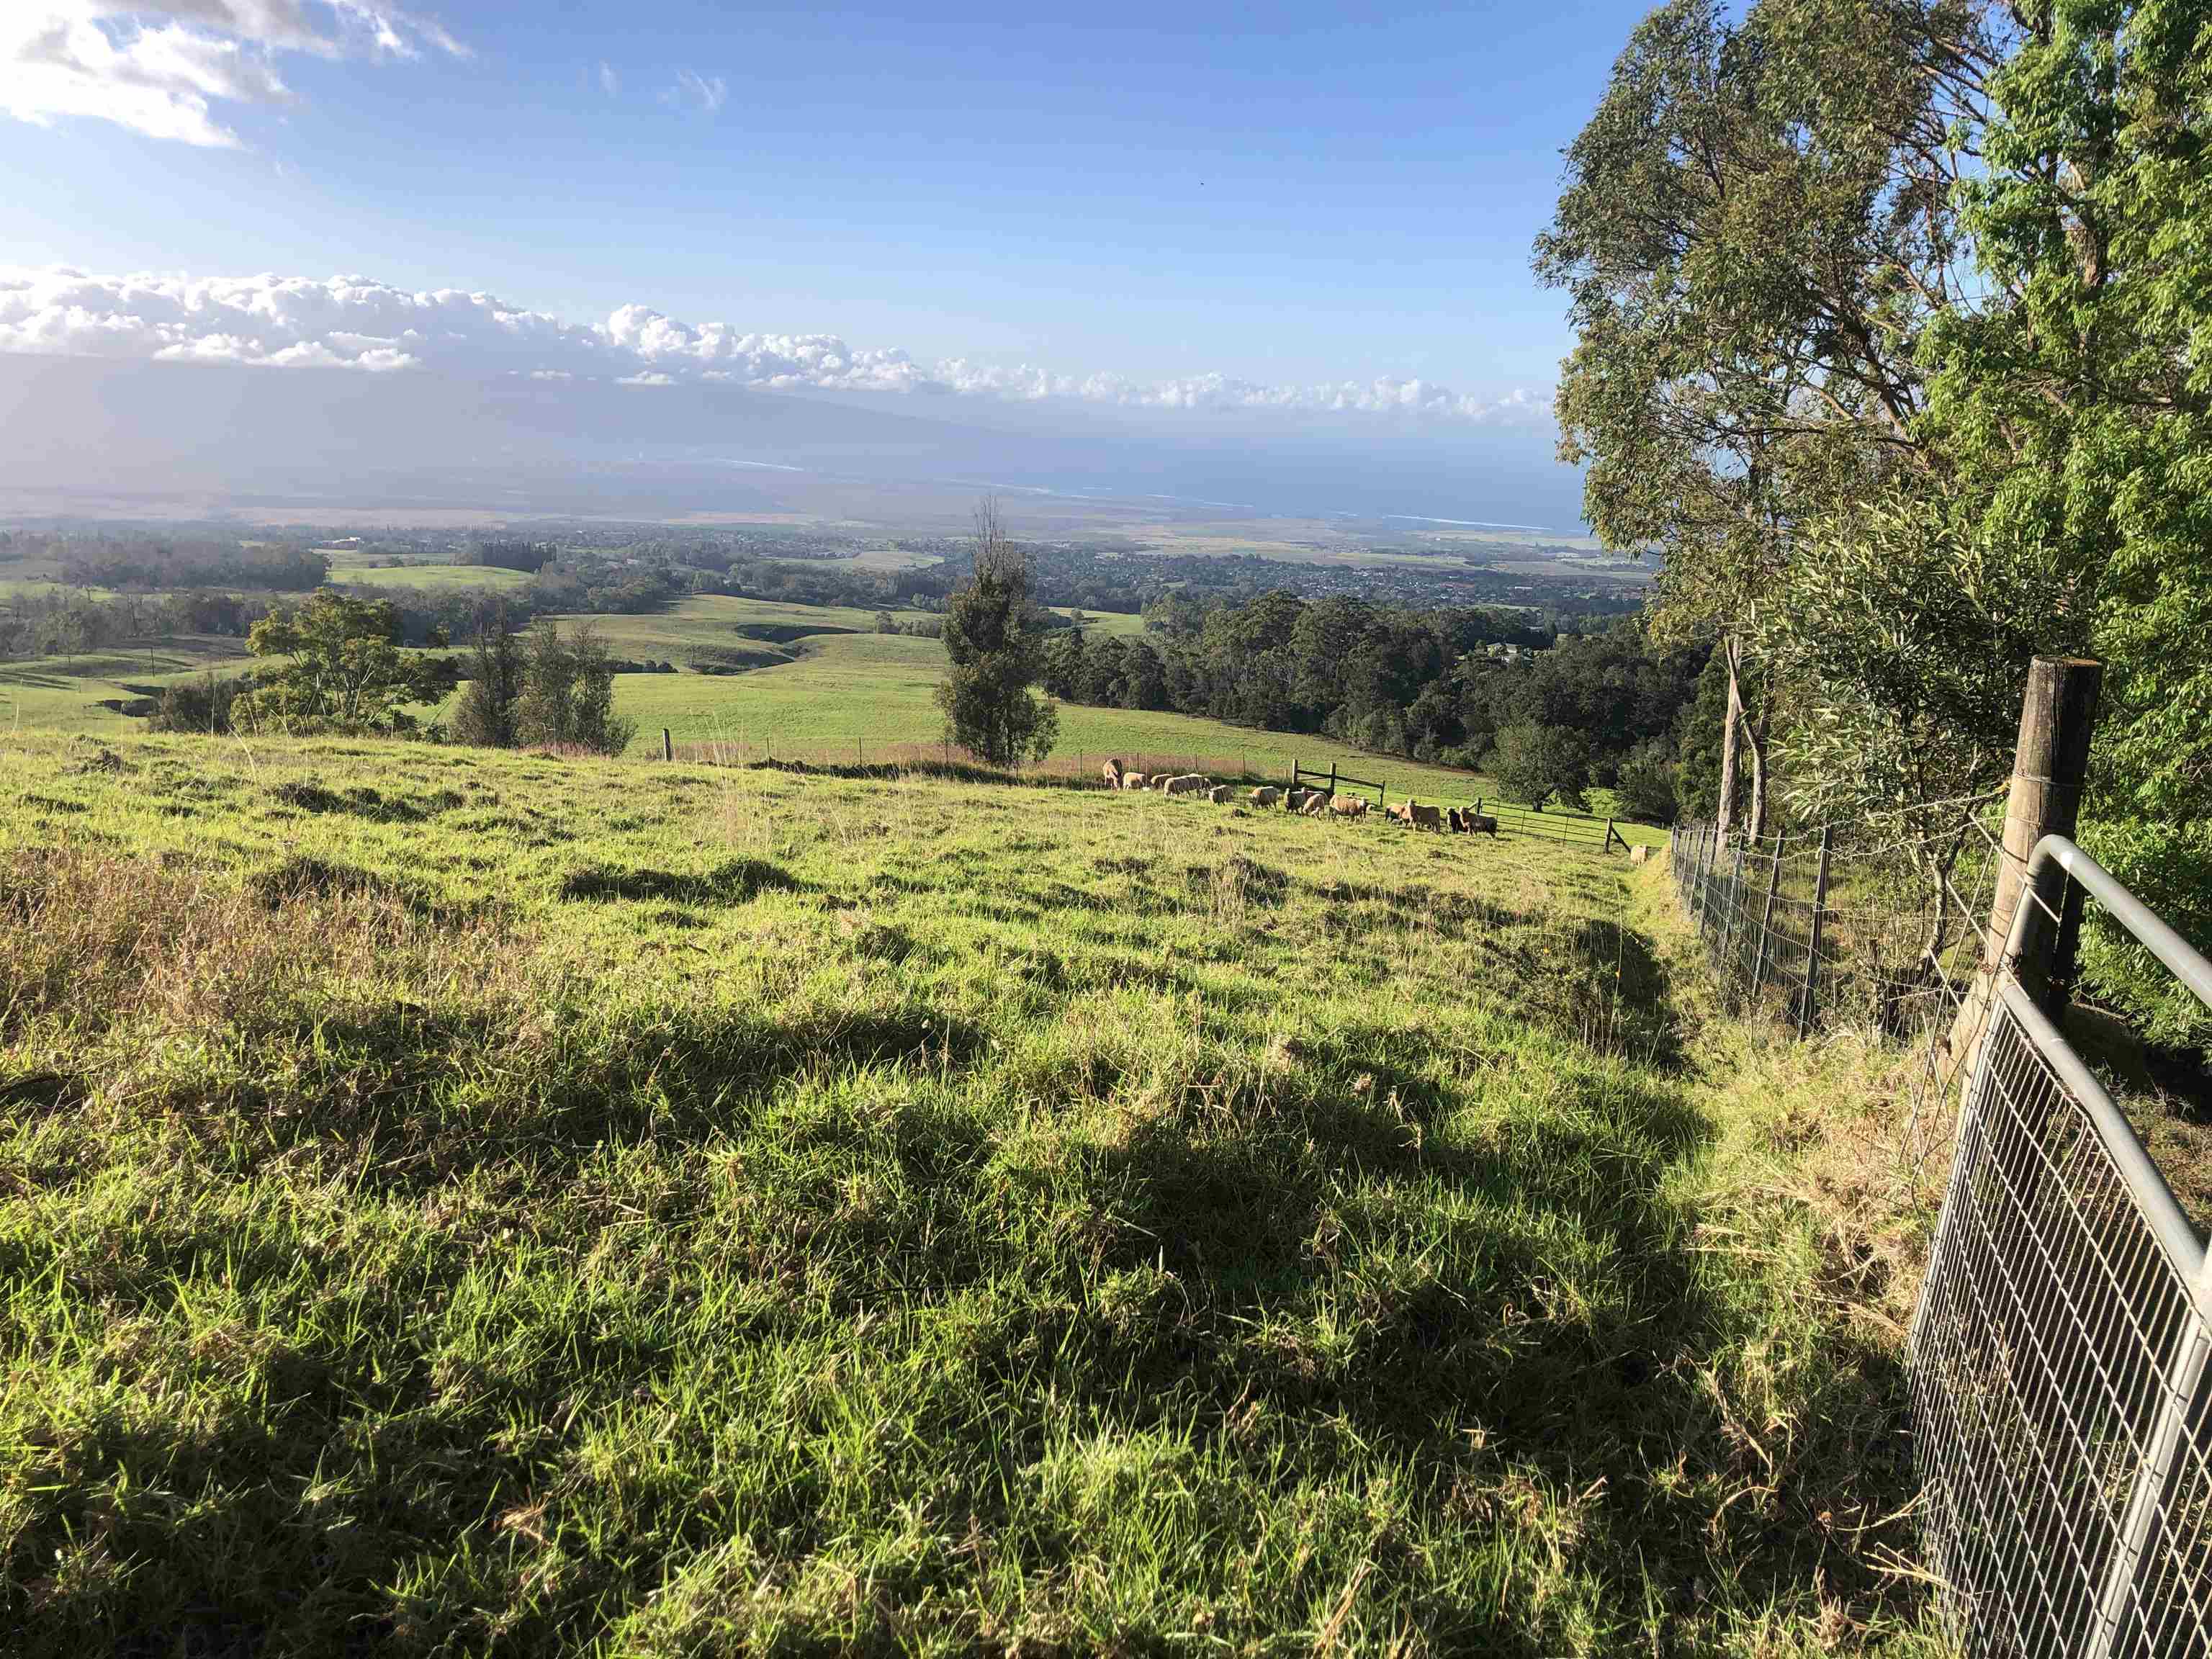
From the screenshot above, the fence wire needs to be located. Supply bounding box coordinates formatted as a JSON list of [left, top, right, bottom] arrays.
[[1668, 806, 2004, 1039], [1673, 814, 2212, 1656]]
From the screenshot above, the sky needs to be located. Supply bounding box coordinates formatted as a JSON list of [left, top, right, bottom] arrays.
[[0, 1, 1660, 526]]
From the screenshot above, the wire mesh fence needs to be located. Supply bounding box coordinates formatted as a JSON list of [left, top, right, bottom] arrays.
[[1906, 840, 2212, 1659], [1672, 802, 2212, 1655], [1668, 798, 2010, 1040]]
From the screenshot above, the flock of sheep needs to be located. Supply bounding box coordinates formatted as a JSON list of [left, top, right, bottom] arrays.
[[1099, 759, 1498, 835]]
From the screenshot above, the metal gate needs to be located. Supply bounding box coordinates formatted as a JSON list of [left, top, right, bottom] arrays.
[[1910, 836, 2212, 1658]]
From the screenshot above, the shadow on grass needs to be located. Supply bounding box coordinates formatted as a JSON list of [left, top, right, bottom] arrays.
[[558, 858, 803, 905]]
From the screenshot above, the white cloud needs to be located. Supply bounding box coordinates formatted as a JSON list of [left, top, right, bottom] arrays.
[[0, 263, 1551, 427], [661, 67, 724, 114], [596, 58, 616, 96], [0, 2, 465, 146]]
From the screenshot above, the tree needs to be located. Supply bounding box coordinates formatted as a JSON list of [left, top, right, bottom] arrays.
[[1536, 0, 1992, 838], [935, 498, 1060, 768], [232, 593, 439, 734], [1614, 736, 1681, 823], [515, 619, 575, 747], [1491, 723, 1593, 811], [515, 620, 635, 755], [450, 604, 523, 748]]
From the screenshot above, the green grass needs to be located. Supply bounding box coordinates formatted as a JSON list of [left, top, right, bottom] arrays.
[[0, 639, 255, 737], [1053, 608, 1151, 638], [334, 563, 536, 593], [0, 729, 1939, 1655]]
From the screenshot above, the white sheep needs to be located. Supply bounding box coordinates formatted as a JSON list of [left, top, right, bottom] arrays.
[[1207, 784, 1232, 804], [1250, 786, 1282, 806]]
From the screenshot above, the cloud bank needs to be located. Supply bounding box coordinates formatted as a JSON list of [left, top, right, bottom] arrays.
[[0, 264, 1550, 426], [0, 2, 466, 146]]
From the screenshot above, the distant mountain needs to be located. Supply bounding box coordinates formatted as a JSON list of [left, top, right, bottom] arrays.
[[0, 354, 1584, 532]]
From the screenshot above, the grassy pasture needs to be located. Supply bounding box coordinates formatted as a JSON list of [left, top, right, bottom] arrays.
[[0, 729, 1937, 1655], [334, 562, 536, 593], [0, 638, 255, 736], [1053, 608, 1151, 638]]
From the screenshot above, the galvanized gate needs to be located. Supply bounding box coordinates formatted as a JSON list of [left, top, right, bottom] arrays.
[[1909, 836, 2212, 1658]]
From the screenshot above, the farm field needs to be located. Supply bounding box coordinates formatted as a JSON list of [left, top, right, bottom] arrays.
[[0, 638, 254, 736], [0, 729, 1935, 1654], [1052, 606, 1149, 637], [333, 562, 536, 593]]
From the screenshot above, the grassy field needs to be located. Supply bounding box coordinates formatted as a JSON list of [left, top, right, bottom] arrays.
[[0, 728, 1939, 1655], [334, 563, 537, 593], [0, 639, 255, 737], [1053, 608, 1150, 638]]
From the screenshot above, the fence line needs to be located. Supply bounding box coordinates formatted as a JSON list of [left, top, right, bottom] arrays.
[[1907, 837, 2212, 1659]]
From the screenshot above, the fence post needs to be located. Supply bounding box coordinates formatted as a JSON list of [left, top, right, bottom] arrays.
[[1751, 833, 1784, 994], [662, 727, 673, 763], [1797, 826, 1833, 1038], [1949, 659, 2102, 1065], [1690, 821, 1714, 924], [1329, 762, 1337, 798], [1998, 657, 2101, 1014]]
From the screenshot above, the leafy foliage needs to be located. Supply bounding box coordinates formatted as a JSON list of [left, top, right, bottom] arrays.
[[233, 593, 445, 736], [935, 502, 1061, 768]]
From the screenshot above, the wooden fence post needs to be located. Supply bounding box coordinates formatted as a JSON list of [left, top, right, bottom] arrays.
[[1797, 826, 1833, 1037], [1995, 657, 2103, 1012], [1329, 762, 1338, 798], [662, 727, 673, 763], [1751, 833, 1784, 993], [1946, 658, 2103, 1066]]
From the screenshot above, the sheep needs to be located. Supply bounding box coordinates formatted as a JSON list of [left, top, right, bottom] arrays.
[[1300, 792, 1328, 817], [1102, 757, 1125, 788], [1384, 800, 1413, 826], [1329, 795, 1369, 819], [1153, 773, 1174, 792], [1285, 788, 1315, 812], [1207, 784, 1233, 804], [1465, 811, 1498, 836], [1250, 786, 1282, 806], [1410, 803, 1444, 831], [1165, 773, 1211, 797], [1122, 771, 1148, 791]]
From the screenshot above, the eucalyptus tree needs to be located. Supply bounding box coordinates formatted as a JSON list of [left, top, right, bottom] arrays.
[[1537, 0, 1993, 836]]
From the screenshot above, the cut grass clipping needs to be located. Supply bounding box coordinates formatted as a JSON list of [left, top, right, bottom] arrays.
[[0, 732, 1941, 1655]]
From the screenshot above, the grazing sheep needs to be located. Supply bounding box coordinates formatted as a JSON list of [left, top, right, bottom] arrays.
[[1467, 812, 1498, 836], [1123, 772, 1148, 791], [1250, 786, 1282, 806], [1102, 757, 1125, 788], [1153, 773, 1174, 792], [1385, 800, 1413, 825], [1410, 803, 1444, 831], [1207, 784, 1233, 804], [1165, 773, 1211, 797], [1330, 795, 1369, 819], [1301, 793, 1328, 817]]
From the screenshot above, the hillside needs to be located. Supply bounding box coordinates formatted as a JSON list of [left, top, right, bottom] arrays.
[[0, 593, 1527, 802], [0, 732, 1936, 1654]]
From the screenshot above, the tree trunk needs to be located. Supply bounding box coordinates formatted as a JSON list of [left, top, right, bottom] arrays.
[[1717, 637, 1744, 842], [1745, 694, 1769, 842]]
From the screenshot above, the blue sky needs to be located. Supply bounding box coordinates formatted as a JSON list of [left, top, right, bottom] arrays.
[[0, 2, 1670, 528], [3, 2, 1653, 392]]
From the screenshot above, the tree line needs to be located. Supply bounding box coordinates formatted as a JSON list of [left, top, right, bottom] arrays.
[[1040, 590, 1704, 815], [153, 593, 631, 754], [1544, 0, 2212, 1043]]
